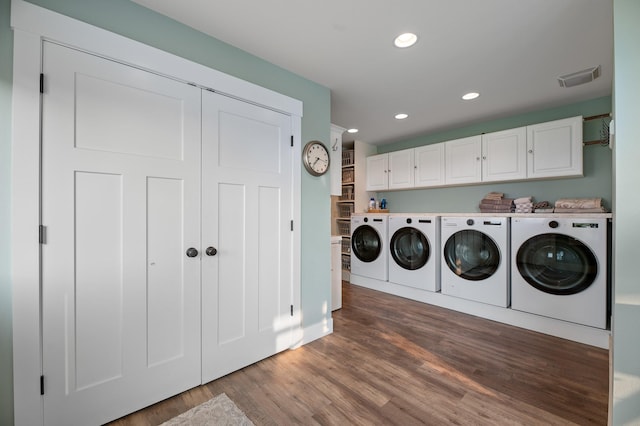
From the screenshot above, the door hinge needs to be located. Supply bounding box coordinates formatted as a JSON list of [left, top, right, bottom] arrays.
[[39, 225, 46, 244], [40, 375, 44, 395], [290, 135, 294, 147], [39, 73, 44, 94], [290, 305, 293, 316], [290, 220, 294, 231]]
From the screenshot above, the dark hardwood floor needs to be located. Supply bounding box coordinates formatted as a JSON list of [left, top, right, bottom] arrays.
[[109, 282, 609, 425]]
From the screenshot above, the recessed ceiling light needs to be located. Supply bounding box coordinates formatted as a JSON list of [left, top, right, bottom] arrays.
[[462, 92, 480, 100], [347, 128, 358, 134], [394, 33, 418, 48], [395, 113, 409, 120]]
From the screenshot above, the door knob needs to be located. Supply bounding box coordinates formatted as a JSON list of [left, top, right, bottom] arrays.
[[206, 246, 218, 256], [186, 247, 199, 258]]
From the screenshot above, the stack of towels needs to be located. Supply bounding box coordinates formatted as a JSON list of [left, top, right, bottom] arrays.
[[554, 198, 607, 213], [479, 192, 514, 213], [514, 196, 534, 213]]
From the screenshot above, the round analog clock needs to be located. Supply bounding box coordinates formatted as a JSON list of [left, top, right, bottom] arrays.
[[302, 140, 330, 176]]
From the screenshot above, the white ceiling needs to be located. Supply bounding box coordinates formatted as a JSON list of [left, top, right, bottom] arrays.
[[131, 0, 613, 145]]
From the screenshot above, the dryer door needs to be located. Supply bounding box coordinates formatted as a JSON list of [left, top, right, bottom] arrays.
[[516, 233, 597, 295], [390, 227, 430, 270], [351, 225, 382, 262], [444, 230, 500, 281]]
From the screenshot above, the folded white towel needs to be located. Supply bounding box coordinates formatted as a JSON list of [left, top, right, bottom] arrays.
[[515, 202, 534, 208], [555, 198, 602, 209], [514, 196, 532, 204]]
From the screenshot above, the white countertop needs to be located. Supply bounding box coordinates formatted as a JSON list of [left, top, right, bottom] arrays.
[[377, 212, 613, 219]]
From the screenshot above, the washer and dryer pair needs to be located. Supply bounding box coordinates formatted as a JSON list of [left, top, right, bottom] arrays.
[[351, 214, 440, 292], [440, 216, 609, 328]]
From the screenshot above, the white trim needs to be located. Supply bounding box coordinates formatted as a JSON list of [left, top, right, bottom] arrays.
[[10, 0, 302, 117], [349, 275, 610, 349], [10, 1, 303, 424], [11, 27, 44, 426], [292, 318, 334, 349]]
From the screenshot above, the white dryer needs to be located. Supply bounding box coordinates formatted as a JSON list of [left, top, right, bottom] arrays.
[[511, 217, 609, 329], [351, 214, 388, 282], [440, 216, 510, 307], [388, 215, 440, 292]]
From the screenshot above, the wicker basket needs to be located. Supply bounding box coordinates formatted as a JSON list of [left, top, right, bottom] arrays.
[[342, 168, 354, 184], [338, 203, 354, 218], [342, 150, 354, 167], [340, 185, 354, 201], [341, 254, 351, 271], [341, 238, 351, 254], [337, 220, 350, 236]]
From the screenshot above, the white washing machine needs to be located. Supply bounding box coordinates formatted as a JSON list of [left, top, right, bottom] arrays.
[[388, 215, 440, 292], [440, 216, 510, 307], [511, 217, 609, 329], [351, 213, 388, 281]]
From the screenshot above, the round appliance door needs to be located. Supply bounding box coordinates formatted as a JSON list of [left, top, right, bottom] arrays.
[[351, 225, 382, 263], [516, 233, 598, 295], [444, 230, 500, 281], [390, 227, 430, 270]]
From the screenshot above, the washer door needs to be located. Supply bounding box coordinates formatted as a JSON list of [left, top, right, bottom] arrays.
[[444, 230, 500, 281], [351, 225, 382, 263], [516, 233, 598, 295], [390, 227, 430, 270]]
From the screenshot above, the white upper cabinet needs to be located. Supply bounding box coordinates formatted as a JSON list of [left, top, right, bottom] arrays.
[[366, 148, 416, 191], [366, 153, 389, 191], [388, 149, 415, 189], [481, 126, 527, 182], [330, 124, 345, 196], [365, 116, 583, 191], [444, 135, 482, 185], [526, 116, 583, 178], [415, 143, 445, 187]]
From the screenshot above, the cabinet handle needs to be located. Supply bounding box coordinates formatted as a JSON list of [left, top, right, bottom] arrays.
[[528, 149, 533, 154], [482, 156, 487, 160], [476, 157, 480, 161]]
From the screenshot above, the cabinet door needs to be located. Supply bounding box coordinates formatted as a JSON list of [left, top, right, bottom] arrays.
[[527, 116, 583, 178], [445, 135, 482, 185], [329, 124, 344, 196], [482, 127, 527, 182], [388, 149, 415, 189], [415, 143, 445, 187], [366, 153, 389, 191]]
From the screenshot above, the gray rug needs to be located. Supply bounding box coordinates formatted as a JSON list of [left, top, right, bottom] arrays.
[[161, 393, 255, 426]]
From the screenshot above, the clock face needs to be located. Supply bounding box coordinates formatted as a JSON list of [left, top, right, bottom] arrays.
[[303, 141, 330, 176]]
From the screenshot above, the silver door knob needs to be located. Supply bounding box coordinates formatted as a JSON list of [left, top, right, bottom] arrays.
[[205, 246, 218, 256], [186, 247, 198, 258]]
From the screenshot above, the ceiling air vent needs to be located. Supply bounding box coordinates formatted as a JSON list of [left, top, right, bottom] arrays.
[[557, 66, 601, 88]]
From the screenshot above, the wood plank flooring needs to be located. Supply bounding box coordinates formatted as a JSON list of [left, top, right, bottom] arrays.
[[109, 282, 609, 425]]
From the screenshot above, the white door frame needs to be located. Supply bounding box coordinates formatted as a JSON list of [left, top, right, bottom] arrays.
[[10, 2, 302, 424]]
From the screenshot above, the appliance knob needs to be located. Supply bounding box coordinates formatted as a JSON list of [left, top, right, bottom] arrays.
[[364, 217, 369, 223], [549, 220, 559, 229], [466, 219, 475, 226], [406, 218, 412, 224]]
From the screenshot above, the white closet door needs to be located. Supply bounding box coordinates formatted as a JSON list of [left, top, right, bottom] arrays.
[[41, 42, 202, 425], [201, 90, 294, 383]]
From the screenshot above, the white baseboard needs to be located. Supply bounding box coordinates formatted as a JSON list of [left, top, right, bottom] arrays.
[[290, 317, 333, 349]]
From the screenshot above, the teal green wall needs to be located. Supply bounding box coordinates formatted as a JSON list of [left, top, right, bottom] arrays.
[[0, 1, 331, 424], [612, 0, 640, 424], [375, 97, 612, 213], [0, 0, 14, 423]]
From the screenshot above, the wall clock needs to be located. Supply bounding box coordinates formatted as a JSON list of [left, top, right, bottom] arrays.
[[302, 140, 330, 176]]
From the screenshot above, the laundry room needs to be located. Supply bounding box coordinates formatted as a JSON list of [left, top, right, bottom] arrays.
[[4, 1, 640, 425]]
